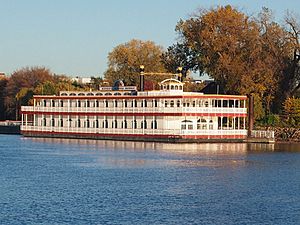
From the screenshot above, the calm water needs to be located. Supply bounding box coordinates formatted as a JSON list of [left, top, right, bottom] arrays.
[[0, 135, 300, 225]]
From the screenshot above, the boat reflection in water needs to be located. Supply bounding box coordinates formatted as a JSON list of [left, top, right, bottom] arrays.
[[23, 137, 276, 169]]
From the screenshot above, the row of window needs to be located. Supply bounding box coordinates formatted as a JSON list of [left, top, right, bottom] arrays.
[[41, 99, 245, 108], [61, 92, 133, 96], [41, 118, 158, 129]]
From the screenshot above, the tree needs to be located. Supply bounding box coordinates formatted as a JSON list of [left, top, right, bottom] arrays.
[[283, 97, 300, 126], [161, 42, 202, 78], [276, 12, 300, 103], [0, 78, 8, 120], [4, 67, 54, 120], [90, 76, 103, 90], [104, 39, 166, 87], [176, 6, 279, 96]]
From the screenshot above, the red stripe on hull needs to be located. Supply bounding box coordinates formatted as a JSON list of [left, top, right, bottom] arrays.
[[21, 130, 246, 140]]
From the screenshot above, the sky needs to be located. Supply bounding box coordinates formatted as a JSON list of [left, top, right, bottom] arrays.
[[1, 0, 300, 78]]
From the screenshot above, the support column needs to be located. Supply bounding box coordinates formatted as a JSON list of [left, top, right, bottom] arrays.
[[25, 114, 28, 126], [247, 95, 254, 137]]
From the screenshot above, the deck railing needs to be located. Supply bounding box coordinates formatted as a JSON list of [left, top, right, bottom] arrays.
[[250, 130, 275, 139], [21, 106, 247, 114]]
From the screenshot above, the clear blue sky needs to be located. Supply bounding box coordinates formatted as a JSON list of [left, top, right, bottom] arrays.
[[1, 0, 299, 77]]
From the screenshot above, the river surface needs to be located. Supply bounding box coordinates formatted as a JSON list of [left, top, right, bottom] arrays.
[[0, 135, 300, 225]]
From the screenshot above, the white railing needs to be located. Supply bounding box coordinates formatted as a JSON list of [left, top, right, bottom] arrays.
[[21, 106, 247, 114], [251, 130, 275, 139], [21, 125, 247, 137]]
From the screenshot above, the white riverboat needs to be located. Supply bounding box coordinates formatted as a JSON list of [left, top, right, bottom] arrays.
[[20, 78, 248, 142]]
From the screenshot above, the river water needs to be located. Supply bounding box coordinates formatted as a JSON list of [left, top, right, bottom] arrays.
[[0, 135, 300, 225]]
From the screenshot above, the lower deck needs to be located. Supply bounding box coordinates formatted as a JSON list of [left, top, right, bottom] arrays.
[[21, 129, 247, 143]]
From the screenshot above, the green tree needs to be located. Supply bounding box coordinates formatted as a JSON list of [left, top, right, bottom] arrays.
[[90, 76, 103, 90], [104, 39, 166, 87], [161, 42, 202, 78]]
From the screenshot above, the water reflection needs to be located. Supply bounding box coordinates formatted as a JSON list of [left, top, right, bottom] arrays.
[[20, 137, 284, 169], [24, 137, 277, 154]]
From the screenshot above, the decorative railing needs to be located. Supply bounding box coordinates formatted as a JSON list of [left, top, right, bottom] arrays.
[[21, 106, 247, 114], [250, 130, 275, 139]]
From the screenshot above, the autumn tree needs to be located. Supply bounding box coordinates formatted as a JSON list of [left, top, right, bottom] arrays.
[[5, 67, 54, 120], [104, 39, 166, 87], [0, 78, 8, 120], [283, 97, 300, 126], [175, 6, 280, 96]]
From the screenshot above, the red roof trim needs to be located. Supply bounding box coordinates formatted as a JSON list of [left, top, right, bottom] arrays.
[[33, 95, 247, 100]]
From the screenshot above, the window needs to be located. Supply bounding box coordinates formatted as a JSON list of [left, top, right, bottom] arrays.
[[115, 100, 118, 107], [124, 100, 127, 107], [87, 101, 90, 107], [144, 100, 147, 107], [154, 100, 158, 107], [43, 100, 47, 107], [43, 118, 46, 126], [105, 100, 108, 107], [165, 101, 168, 107], [170, 100, 174, 107], [103, 120, 108, 128], [96, 100, 99, 107], [132, 120, 137, 129], [60, 100, 63, 107], [113, 120, 117, 128], [68, 118, 72, 127], [86, 120, 90, 128], [123, 120, 127, 129], [141, 120, 147, 129], [181, 120, 193, 130], [151, 120, 157, 129], [60, 119, 63, 127], [51, 118, 55, 127], [78, 101, 81, 107], [52, 100, 55, 107], [77, 119, 81, 128]]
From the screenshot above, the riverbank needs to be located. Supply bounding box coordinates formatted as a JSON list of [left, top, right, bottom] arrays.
[[273, 127, 300, 142]]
